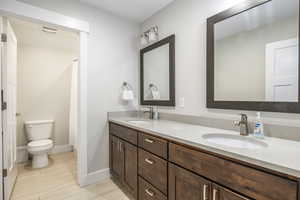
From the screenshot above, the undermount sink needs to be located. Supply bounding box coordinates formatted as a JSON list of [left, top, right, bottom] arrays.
[[202, 134, 268, 149], [127, 120, 151, 125]]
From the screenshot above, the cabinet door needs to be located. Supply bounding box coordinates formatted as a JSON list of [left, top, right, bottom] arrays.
[[110, 136, 124, 180], [123, 141, 138, 198], [212, 184, 250, 200], [169, 163, 211, 200]]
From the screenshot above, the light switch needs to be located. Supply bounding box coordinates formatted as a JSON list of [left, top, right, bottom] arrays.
[[179, 97, 185, 108]]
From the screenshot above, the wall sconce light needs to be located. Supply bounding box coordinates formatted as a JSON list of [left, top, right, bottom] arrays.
[[140, 26, 159, 46]]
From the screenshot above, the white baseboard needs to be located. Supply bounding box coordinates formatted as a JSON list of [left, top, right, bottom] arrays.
[[17, 144, 73, 163], [50, 144, 73, 154], [81, 168, 110, 187]]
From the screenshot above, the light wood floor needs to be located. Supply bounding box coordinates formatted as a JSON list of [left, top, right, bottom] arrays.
[[11, 152, 129, 200]]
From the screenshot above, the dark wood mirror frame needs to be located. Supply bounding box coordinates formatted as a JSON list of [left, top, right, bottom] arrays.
[[140, 34, 175, 106], [206, 0, 300, 113]]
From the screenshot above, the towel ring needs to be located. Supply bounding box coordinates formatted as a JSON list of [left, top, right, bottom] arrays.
[[149, 83, 159, 91], [122, 82, 133, 90]]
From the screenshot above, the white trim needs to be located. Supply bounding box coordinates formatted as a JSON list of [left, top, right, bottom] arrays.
[[51, 145, 73, 154], [0, 1, 89, 187], [0, 0, 89, 33], [81, 169, 110, 186], [0, 16, 4, 198], [17, 145, 74, 163], [78, 32, 88, 186]]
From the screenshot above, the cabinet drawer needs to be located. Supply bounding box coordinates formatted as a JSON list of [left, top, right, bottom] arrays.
[[138, 149, 168, 194], [138, 133, 168, 159], [169, 143, 298, 200], [139, 177, 167, 200], [109, 123, 137, 145]]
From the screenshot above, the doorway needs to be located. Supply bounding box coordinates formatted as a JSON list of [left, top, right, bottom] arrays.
[[1, 16, 81, 200], [0, 1, 89, 199]]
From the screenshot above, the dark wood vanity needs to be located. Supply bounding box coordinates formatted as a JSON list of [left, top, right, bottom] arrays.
[[109, 122, 300, 200]]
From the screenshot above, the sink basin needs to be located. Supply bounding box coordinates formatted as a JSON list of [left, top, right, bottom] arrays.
[[202, 134, 268, 149], [127, 120, 151, 125]]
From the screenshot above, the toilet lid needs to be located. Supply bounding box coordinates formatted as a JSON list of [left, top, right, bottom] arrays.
[[28, 139, 53, 147]]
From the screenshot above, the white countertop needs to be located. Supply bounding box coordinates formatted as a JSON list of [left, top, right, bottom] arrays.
[[109, 117, 300, 179]]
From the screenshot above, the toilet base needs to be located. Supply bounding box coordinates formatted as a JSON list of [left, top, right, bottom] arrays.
[[32, 154, 49, 168]]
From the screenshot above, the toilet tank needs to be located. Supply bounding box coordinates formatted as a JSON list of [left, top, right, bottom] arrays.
[[25, 120, 54, 141]]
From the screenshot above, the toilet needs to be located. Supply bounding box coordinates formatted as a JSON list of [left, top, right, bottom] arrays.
[[25, 120, 54, 169]]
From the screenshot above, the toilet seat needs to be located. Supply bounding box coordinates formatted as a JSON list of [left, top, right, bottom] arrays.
[[28, 139, 53, 152]]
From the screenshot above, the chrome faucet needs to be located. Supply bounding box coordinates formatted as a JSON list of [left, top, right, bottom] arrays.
[[234, 114, 249, 136], [144, 107, 154, 119], [143, 106, 159, 120]]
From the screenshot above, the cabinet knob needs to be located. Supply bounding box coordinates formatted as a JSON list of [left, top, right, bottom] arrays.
[[145, 158, 154, 165], [203, 184, 208, 200], [145, 188, 155, 197], [144, 138, 154, 144]]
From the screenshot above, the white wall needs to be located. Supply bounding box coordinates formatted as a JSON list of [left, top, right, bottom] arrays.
[[142, 0, 300, 122], [18, 0, 139, 173], [17, 45, 76, 146]]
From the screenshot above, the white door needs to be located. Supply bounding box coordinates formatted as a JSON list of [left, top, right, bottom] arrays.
[[265, 38, 299, 102], [1, 17, 17, 200]]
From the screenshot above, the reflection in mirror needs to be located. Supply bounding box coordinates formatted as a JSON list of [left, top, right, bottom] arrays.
[[214, 0, 299, 102], [144, 44, 170, 101]]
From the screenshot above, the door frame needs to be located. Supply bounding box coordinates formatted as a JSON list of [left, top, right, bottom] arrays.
[[0, 16, 3, 199], [2, 17, 18, 200], [0, 0, 90, 188]]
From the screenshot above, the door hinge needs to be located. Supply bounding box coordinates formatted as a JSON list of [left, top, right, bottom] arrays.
[[1, 33, 7, 43], [3, 169, 7, 178], [1, 90, 7, 111]]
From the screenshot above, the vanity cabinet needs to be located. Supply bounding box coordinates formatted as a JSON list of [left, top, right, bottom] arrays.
[[169, 143, 298, 200], [109, 122, 300, 200], [212, 184, 250, 200], [168, 163, 211, 200], [110, 136, 124, 179], [169, 163, 249, 200], [139, 177, 167, 200], [109, 124, 138, 199], [138, 149, 168, 194]]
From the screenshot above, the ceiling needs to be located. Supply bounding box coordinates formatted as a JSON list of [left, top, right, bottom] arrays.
[[9, 18, 79, 52], [79, 0, 175, 22]]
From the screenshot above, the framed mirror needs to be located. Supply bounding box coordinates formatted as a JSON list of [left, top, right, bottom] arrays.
[[140, 35, 175, 106], [207, 0, 300, 113]]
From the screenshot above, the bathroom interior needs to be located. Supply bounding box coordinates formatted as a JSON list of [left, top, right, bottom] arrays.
[[2, 16, 80, 199], [1, 0, 300, 200]]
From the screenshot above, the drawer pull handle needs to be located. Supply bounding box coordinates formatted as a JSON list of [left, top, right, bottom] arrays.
[[145, 158, 154, 165], [203, 184, 208, 200], [145, 188, 155, 197], [145, 138, 154, 143], [213, 188, 218, 200]]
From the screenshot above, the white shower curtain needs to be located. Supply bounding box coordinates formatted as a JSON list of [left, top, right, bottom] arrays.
[[69, 59, 78, 150]]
